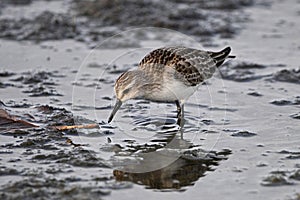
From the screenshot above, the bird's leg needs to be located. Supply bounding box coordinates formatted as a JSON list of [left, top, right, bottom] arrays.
[[180, 103, 185, 127], [175, 100, 181, 118], [175, 100, 185, 127]]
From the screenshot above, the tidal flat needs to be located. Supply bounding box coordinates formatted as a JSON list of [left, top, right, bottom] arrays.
[[0, 0, 300, 199]]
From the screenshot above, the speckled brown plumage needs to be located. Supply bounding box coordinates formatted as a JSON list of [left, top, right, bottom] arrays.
[[139, 46, 231, 86]]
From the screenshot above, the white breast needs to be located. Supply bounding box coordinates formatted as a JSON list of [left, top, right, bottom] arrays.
[[146, 79, 198, 102], [163, 79, 198, 101]]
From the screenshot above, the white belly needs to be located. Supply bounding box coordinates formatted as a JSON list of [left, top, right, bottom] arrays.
[[147, 79, 198, 102]]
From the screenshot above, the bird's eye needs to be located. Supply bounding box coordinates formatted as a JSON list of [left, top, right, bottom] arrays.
[[122, 88, 130, 95]]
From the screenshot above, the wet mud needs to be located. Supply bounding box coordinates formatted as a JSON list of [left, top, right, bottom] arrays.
[[0, 103, 231, 199], [0, 104, 120, 199], [0, 0, 253, 47], [1, 70, 63, 98], [1, 0, 300, 199]]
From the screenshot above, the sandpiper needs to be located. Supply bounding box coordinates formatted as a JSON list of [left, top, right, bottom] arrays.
[[108, 46, 235, 126]]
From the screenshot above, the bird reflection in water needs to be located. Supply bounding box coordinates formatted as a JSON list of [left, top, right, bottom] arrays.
[[111, 128, 231, 191]]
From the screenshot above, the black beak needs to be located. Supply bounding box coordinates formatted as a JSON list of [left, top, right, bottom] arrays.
[[108, 99, 122, 123]]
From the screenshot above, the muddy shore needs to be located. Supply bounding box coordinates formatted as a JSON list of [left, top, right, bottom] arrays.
[[1, 0, 300, 200]]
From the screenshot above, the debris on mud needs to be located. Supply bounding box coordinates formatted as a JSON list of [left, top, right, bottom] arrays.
[[0, 177, 112, 200], [73, 0, 252, 40], [4, 71, 65, 97], [0, 71, 15, 77], [290, 113, 300, 120], [261, 173, 294, 186], [31, 148, 109, 168], [2, 0, 32, 5], [0, 0, 254, 46], [247, 91, 263, 97], [277, 150, 300, 160], [23, 86, 62, 97], [230, 130, 257, 137], [223, 129, 257, 137], [271, 68, 300, 84], [0, 103, 120, 199], [0, 11, 77, 41], [0, 108, 37, 132], [261, 170, 300, 186], [0, 103, 100, 134], [270, 96, 300, 106], [10, 71, 63, 85], [219, 61, 270, 82]]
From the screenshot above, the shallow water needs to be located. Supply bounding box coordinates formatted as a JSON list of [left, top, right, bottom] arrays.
[[1, 0, 300, 200]]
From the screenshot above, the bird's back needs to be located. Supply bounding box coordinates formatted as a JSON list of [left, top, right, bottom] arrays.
[[139, 46, 232, 86]]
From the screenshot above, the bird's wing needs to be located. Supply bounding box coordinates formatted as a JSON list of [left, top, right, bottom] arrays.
[[139, 46, 231, 86]]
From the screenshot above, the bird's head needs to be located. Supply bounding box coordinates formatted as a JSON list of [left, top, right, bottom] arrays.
[[108, 70, 144, 123]]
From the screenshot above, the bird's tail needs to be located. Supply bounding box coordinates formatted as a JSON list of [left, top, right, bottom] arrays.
[[209, 47, 235, 67]]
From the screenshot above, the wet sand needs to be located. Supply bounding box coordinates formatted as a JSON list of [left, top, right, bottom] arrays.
[[1, 0, 300, 199]]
